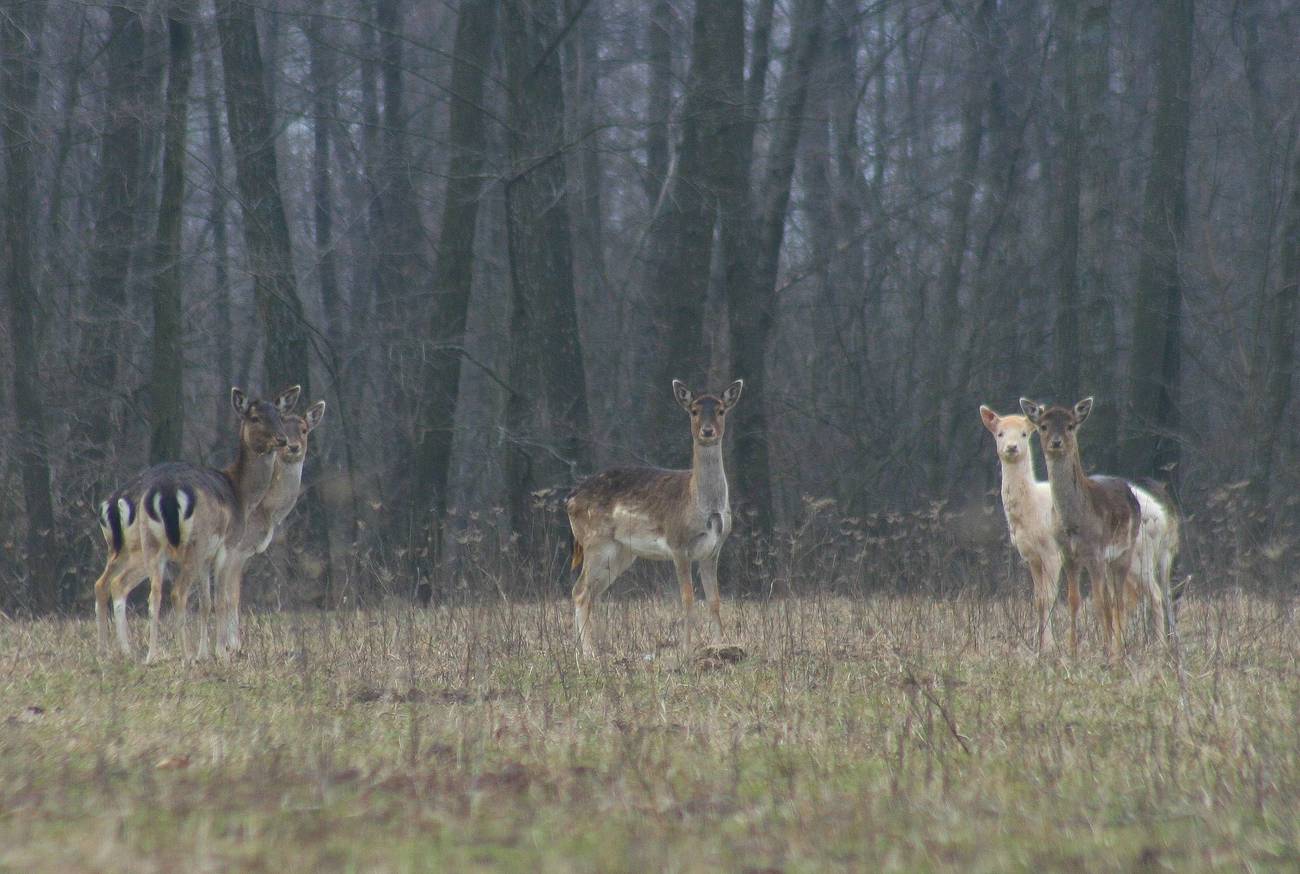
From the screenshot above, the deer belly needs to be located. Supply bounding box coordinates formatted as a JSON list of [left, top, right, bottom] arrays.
[[612, 507, 674, 559]]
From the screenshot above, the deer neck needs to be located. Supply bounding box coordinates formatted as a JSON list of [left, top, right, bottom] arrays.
[[1044, 447, 1090, 532], [264, 458, 305, 513], [998, 455, 1038, 523], [225, 440, 278, 516], [690, 441, 728, 514]]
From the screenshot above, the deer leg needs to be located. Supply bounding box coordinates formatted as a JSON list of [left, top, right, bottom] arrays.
[[673, 555, 695, 654], [144, 552, 169, 665], [1029, 556, 1057, 654], [698, 553, 725, 642], [1064, 562, 1081, 658], [571, 542, 627, 659], [172, 553, 199, 664], [94, 554, 124, 653], [110, 565, 145, 658], [227, 554, 246, 654], [195, 561, 214, 662]]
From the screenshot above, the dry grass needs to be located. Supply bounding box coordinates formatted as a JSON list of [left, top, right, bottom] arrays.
[[2, 590, 1298, 872]]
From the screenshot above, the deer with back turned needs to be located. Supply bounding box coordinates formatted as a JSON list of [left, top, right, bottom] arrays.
[[1020, 397, 1140, 661], [566, 380, 743, 658], [93, 386, 297, 662]]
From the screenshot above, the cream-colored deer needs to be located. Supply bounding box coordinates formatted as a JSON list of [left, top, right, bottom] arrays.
[[92, 386, 297, 662], [1020, 397, 1139, 661], [979, 406, 1061, 652], [566, 380, 743, 658], [981, 405, 1180, 653], [215, 400, 325, 656]]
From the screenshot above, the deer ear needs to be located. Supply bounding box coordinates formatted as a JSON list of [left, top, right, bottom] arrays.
[[274, 385, 302, 414], [231, 387, 250, 416], [1074, 397, 1094, 423], [672, 380, 694, 411], [1019, 397, 1043, 423], [304, 400, 326, 431], [721, 379, 744, 409], [979, 405, 999, 433]]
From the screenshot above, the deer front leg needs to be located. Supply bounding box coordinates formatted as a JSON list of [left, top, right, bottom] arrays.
[[698, 553, 724, 642], [1028, 556, 1058, 654], [1063, 561, 1081, 658], [673, 554, 695, 654], [216, 553, 247, 660]]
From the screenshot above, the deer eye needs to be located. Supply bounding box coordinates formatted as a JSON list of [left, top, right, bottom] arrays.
[[717, 409, 725, 416], [997, 432, 1003, 437], [1067, 424, 1075, 431], [1021, 432, 1027, 438]]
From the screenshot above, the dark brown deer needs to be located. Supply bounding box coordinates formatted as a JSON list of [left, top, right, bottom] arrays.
[[1020, 397, 1140, 661], [567, 380, 743, 658], [93, 386, 297, 662]]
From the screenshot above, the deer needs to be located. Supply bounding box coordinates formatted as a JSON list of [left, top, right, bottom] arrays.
[[92, 386, 297, 663], [566, 380, 743, 659], [981, 405, 1181, 653], [214, 399, 325, 657], [979, 406, 1062, 652], [1020, 397, 1140, 661]]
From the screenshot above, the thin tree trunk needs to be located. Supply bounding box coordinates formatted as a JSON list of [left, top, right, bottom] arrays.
[[413, 0, 496, 538], [643, 0, 672, 204], [81, 3, 150, 456], [502, 0, 592, 538], [201, 29, 234, 447], [1, 0, 57, 613], [1123, 0, 1194, 480], [1055, 0, 1083, 401], [215, 0, 312, 395], [150, 0, 196, 463], [725, 0, 827, 534]]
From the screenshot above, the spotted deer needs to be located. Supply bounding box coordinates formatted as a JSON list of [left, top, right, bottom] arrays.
[[93, 386, 297, 662], [566, 380, 743, 658], [215, 400, 325, 656], [1020, 397, 1140, 661], [981, 406, 1180, 653]]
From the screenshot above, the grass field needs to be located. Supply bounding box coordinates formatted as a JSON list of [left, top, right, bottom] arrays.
[[2, 591, 1298, 872]]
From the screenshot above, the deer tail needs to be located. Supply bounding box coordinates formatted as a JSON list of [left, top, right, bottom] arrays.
[[145, 485, 196, 549]]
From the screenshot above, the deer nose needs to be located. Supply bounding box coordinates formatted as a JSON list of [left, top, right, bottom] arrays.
[[700, 426, 717, 438], [1004, 445, 1018, 455]]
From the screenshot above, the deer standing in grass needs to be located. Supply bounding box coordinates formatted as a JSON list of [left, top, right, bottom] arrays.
[[216, 400, 325, 656], [981, 406, 1180, 653], [979, 406, 1062, 652], [567, 380, 743, 658], [1020, 397, 1139, 660], [93, 387, 296, 662]]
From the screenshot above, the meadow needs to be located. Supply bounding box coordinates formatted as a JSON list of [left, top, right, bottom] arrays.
[[2, 586, 1298, 872]]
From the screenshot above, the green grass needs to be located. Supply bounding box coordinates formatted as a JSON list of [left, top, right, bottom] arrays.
[[2, 592, 1298, 872]]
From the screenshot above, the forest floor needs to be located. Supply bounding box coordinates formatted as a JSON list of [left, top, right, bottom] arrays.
[[1, 591, 1298, 872]]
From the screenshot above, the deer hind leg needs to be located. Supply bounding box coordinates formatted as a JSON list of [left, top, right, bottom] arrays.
[[171, 550, 202, 663], [94, 554, 125, 653], [194, 559, 216, 662], [572, 542, 629, 659], [109, 564, 146, 658], [698, 553, 725, 642], [144, 551, 169, 665]]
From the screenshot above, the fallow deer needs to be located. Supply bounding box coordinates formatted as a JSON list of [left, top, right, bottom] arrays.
[[566, 380, 743, 658], [981, 406, 1180, 653], [1020, 397, 1139, 661], [979, 406, 1061, 652], [215, 400, 325, 656], [93, 386, 297, 662]]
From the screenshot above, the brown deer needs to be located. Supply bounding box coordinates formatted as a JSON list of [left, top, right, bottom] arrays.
[[1020, 397, 1140, 661], [93, 386, 297, 662], [566, 380, 743, 658], [215, 400, 325, 657]]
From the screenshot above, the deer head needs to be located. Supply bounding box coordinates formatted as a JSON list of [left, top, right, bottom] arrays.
[[231, 386, 297, 455], [1020, 397, 1093, 459], [673, 380, 743, 446], [979, 406, 1034, 465], [279, 401, 326, 464]]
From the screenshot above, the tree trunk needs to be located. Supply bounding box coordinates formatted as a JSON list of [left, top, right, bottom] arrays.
[[81, 3, 151, 456], [1, 0, 57, 612], [502, 0, 592, 538], [412, 0, 497, 538], [643, 0, 672, 204], [215, 0, 312, 395], [1123, 0, 1194, 480], [725, 0, 827, 534], [150, 0, 196, 464], [201, 25, 234, 443], [1054, 0, 1083, 402], [925, 0, 994, 491]]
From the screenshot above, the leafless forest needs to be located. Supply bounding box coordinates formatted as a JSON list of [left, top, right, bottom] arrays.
[[1, 0, 1297, 613]]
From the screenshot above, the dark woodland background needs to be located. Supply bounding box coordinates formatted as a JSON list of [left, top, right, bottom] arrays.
[[1, 0, 1297, 614]]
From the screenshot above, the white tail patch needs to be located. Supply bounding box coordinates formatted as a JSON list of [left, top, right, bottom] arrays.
[[177, 489, 195, 545]]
